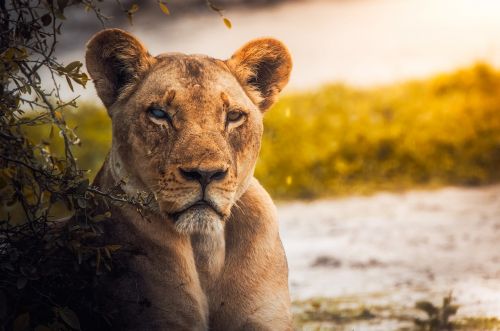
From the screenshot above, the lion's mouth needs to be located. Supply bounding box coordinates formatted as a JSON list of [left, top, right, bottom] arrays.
[[171, 199, 225, 221]]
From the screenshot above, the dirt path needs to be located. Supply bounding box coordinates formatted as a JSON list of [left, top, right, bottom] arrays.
[[278, 185, 500, 320]]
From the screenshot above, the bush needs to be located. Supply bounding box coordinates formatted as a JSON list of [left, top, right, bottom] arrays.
[[0, 2, 230, 329]]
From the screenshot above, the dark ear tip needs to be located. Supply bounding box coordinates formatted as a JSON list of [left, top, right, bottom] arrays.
[[86, 28, 136, 51]]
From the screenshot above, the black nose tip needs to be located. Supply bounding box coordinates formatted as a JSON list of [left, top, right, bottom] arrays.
[[179, 167, 228, 187]]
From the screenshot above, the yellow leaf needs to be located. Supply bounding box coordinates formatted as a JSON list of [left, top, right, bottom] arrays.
[[107, 244, 122, 252], [3, 167, 16, 178], [3, 47, 14, 60], [54, 111, 63, 121], [223, 17, 232, 29], [286, 176, 292, 186], [159, 1, 170, 15]]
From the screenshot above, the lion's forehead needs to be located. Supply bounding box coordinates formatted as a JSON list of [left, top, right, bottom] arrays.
[[135, 54, 256, 111]]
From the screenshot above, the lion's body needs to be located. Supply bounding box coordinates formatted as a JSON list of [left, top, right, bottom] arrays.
[[85, 29, 293, 330], [94, 164, 291, 330]]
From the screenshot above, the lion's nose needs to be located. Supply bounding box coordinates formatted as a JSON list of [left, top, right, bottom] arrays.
[[179, 167, 228, 188]]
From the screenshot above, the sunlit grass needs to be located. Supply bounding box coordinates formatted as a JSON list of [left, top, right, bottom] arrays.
[[258, 63, 500, 199]]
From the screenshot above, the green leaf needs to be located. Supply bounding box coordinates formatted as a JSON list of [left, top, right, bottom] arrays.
[[223, 18, 232, 29], [159, 1, 170, 15], [59, 307, 81, 330], [65, 61, 82, 73], [66, 75, 74, 92]]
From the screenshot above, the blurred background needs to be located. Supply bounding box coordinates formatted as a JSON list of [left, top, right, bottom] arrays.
[[16, 0, 500, 329]]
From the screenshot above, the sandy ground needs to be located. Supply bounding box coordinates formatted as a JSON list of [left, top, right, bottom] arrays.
[[278, 185, 500, 318]]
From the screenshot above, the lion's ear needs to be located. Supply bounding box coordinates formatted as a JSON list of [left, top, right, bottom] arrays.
[[85, 29, 155, 110], [226, 38, 292, 111]]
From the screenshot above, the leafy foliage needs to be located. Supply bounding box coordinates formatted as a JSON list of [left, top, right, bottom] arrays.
[[0, 1, 228, 330], [0, 2, 105, 328]]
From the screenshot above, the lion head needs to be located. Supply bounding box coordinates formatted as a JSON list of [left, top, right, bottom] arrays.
[[85, 29, 292, 235]]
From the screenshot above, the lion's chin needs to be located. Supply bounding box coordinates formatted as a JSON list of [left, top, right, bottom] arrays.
[[173, 205, 224, 235]]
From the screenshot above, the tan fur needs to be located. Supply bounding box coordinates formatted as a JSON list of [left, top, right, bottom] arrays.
[[85, 29, 292, 330], [226, 38, 292, 111]]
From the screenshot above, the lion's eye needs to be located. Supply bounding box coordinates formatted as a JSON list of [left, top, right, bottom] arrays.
[[148, 107, 170, 121], [226, 111, 245, 123]]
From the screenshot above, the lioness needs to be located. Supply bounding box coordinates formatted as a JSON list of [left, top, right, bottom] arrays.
[[85, 29, 292, 330]]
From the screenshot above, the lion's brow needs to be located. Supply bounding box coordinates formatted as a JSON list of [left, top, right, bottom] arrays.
[[162, 89, 176, 105], [220, 92, 230, 108]]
